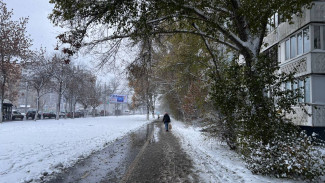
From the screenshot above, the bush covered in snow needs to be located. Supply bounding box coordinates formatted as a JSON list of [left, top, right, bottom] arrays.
[[207, 55, 325, 180], [239, 128, 325, 181]]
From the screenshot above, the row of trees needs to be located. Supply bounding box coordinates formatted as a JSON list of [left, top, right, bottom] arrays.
[[23, 49, 101, 120], [25, 49, 124, 120], [127, 34, 210, 121], [0, 0, 118, 122]]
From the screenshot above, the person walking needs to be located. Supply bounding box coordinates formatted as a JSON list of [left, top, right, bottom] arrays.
[[162, 112, 171, 131]]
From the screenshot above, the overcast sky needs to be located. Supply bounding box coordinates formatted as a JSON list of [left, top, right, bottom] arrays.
[[3, 0, 63, 51], [3, 0, 133, 86], [3, 0, 105, 79]]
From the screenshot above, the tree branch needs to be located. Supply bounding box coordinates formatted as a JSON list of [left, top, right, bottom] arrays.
[[169, 1, 248, 53], [192, 23, 221, 78]]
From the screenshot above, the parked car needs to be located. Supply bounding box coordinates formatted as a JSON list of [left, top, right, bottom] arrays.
[[67, 112, 80, 118], [67, 111, 85, 118], [26, 110, 41, 120], [76, 111, 85, 117], [43, 112, 56, 119], [59, 112, 66, 118], [12, 111, 24, 120]]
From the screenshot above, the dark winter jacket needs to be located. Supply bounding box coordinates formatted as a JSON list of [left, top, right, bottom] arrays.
[[162, 113, 171, 123]]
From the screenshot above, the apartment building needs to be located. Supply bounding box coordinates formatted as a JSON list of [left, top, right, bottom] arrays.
[[263, 0, 325, 128]]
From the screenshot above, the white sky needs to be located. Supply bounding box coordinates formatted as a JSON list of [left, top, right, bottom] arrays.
[[3, 0, 62, 51]]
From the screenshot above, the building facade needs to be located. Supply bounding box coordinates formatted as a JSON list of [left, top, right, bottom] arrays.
[[263, 0, 325, 127]]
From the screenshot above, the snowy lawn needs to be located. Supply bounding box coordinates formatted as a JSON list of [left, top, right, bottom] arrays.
[[0, 115, 150, 183], [172, 120, 314, 183]]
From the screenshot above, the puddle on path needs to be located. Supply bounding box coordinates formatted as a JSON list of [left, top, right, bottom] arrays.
[[152, 125, 161, 143], [45, 122, 156, 183]]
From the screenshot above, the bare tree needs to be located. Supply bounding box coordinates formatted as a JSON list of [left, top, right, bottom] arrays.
[[76, 70, 96, 115], [23, 49, 53, 121], [0, 1, 32, 122], [127, 37, 159, 120], [88, 83, 102, 117], [49, 53, 71, 120], [64, 65, 89, 118]]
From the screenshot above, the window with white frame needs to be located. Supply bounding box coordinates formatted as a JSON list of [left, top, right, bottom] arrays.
[[285, 39, 290, 60], [298, 80, 304, 103], [304, 77, 310, 103], [290, 35, 297, 58], [284, 77, 310, 104], [267, 12, 283, 33], [303, 27, 310, 53], [281, 25, 325, 61], [314, 25, 325, 50], [314, 25, 321, 49], [297, 32, 303, 55], [286, 81, 292, 90]]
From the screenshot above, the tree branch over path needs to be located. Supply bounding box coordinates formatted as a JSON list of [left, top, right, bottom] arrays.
[[50, 0, 313, 64]]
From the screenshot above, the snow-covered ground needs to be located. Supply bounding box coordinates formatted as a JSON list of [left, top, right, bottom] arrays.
[[0, 115, 150, 183], [172, 120, 309, 183], [1, 115, 323, 183]]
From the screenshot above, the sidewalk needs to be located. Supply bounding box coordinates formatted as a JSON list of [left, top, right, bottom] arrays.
[[123, 120, 199, 182]]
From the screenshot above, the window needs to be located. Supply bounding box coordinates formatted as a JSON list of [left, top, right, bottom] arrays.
[[286, 81, 292, 90], [304, 77, 310, 103], [303, 27, 310, 53], [278, 14, 284, 25], [290, 36, 296, 58], [297, 32, 303, 55], [293, 81, 298, 102], [284, 26, 311, 61], [270, 15, 275, 32], [314, 26, 321, 49], [323, 26, 325, 50], [267, 13, 282, 33], [266, 23, 271, 33], [285, 39, 290, 60], [274, 13, 279, 27], [298, 80, 304, 103]]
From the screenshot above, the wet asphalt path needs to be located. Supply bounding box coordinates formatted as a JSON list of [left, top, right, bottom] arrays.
[[44, 120, 199, 183]]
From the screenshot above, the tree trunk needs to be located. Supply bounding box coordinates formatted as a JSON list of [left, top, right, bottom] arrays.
[[35, 94, 40, 121], [146, 103, 150, 120], [83, 105, 87, 117], [56, 82, 62, 120], [0, 74, 7, 123], [73, 99, 77, 117], [151, 95, 156, 119]]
